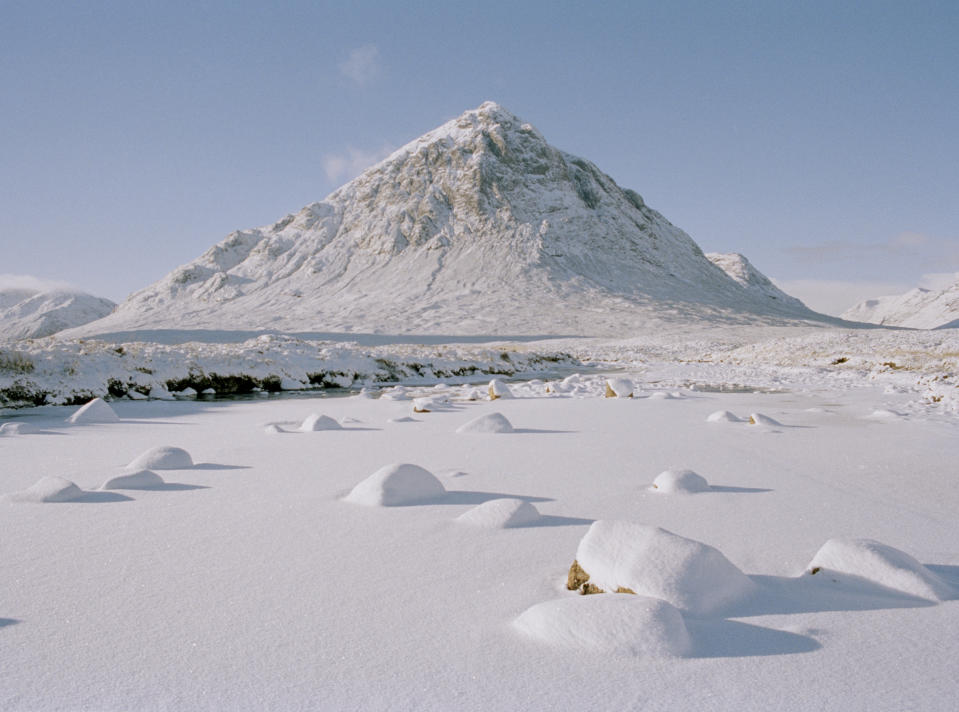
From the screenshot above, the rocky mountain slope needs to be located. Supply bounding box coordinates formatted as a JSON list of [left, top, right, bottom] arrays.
[[65, 102, 826, 340], [0, 289, 116, 341], [842, 278, 959, 329]]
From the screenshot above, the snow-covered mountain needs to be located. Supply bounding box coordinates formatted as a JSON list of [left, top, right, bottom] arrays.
[[0, 289, 116, 341], [842, 278, 959, 329], [67, 102, 824, 339], [705, 253, 807, 311]]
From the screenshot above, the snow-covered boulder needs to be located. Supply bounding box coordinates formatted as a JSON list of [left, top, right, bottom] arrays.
[[380, 387, 409, 401], [298, 414, 342, 431], [605, 377, 634, 398], [100, 469, 165, 490], [706, 410, 743, 423], [280, 377, 307, 391], [808, 538, 956, 601], [412, 397, 437, 413], [568, 521, 755, 615], [513, 594, 692, 657], [0, 421, 38, 435], [456, 412, 514, 434], [263, 424, 285, 434], [748, 413, 781, 427], [344, 463, 446, 506], [456, 498, 540, 528], [66, 397, 119, 424], [5, 476, 85, 503], [650, 469, 710, 494], [488, 379, 513, 400], [127, 390, 148, 400], [200, 388, 216, 396], [149, 383, 175, 400], [174, 387, 197, 398], [127, 446, 193, 470]]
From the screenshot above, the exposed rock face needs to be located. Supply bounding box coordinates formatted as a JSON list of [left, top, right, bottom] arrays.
[[65, 102, 822, 339]]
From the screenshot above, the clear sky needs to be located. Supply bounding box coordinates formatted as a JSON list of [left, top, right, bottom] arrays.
[[1, 0, 956, 314]]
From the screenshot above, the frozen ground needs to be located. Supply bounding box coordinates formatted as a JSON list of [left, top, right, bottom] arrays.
[[2, 369, 958, 711]]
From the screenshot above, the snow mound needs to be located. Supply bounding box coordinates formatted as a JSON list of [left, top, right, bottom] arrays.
[[174, 387, 197, 397], [455, 498, 540, 528], [264, 424, 284, 434], [748, 413, 781, 426], [149, 383, 175, 400], [101, 469, 165, 490], [650, 469, 710, 494], [707, 410, 743, 423], [5, 476, 85, 503], [605, 378, 634, 398], [380, 387, 409, 401], [513, 594, 692, 657], [388, 416, 418, 423], [66, 397, 119, 424], [648, 391, 680, 400], [344, 463, 446, 506], [572, 521, 755, 615], [412, 397, 439, 413], [298, 414, 342, 431], [488, 379, 513, 400], [808, 538, 956, 601], [865, 409, 905, 420], [0, 421, 39, 435], [127, 446, 194, 470], [456, 412, 514, 434]]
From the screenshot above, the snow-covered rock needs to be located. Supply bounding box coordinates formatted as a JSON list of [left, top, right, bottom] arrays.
[[748, 413, 781, 427], [127, 446, 193, 470], [4, 476, 85, 503], [808, 538, 956, 601], [344, 463, 447, 506], [298, 413, 342, 431], [604, 377, 634, 398], [488, 379, 513, 400], [570, 521, 755, 615], [650, 469, 710, 494], [707, 410, 743, 423], [842, 278, 959, 329], [0, 289, 115, 341], [62, 102, 821, 340], [513, 594, 692, 657], [66, 397, 119, 424], [100, 469, 165, 490], [456, 412, 514, 434], [455, 498, 540, 528]]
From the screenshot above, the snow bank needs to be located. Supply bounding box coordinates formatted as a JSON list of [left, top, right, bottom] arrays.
[[456, 412, 514, 434], [650, 469, 710, 494], [605, 377, 634, 398], [101, 469, 165, 490], [513, 594, 692, 657], [344, 463, 446, 506], [298, 414, 342, 431], [706, 410, 743, 423], [66, 397, 119, 424], [808, 538, 956, 601], [127, 446, 193, 470], [455, 498, 540, 528], [571, 521, 755, 615], [5, 476, 85, 503]]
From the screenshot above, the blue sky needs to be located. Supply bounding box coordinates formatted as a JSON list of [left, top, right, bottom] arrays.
[[1, 0, 956, 314]]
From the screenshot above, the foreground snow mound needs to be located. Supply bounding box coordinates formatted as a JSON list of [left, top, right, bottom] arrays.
[[66, 397, 119, 424], [456, 498, 540, 528], [571, 521, 755, 615], [344, 463, 446, 507], [748, 413, 782, 427], [706, 410, 743, 423], [456, 412, 514, 434], [127, 446, 193, 470], [808, 538, 956, 601], [101, 469, 165, 490], [650, 469, 710, 494], [513, 594, 692, 657], [5, 476, 85, 503], [0, 421, 39, 435], [604, 378, 634, 398], [298, 414, 342, 431]]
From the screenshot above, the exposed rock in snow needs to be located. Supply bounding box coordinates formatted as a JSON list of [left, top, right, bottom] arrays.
[[808, 538, 956, 601], [569, 521, 755, 615], [4, 476, 85, 503], [650, 469, 711, 494], [488, 379, 513, 400], [66, 397, 119, 424], [62, 102, 823, 341], [298, 413, 342, 431], [345, 463, 447, 506], [0, 289, 115, 341], [842, 278, 959, 329], [456, 411, 514, 434], [706, 253, 807, 311], [127, 446, 194, 470], [101, 469, 165, 490], [707, 410, 744, 423], [604, 377, 634, 398], [513, 594, 692, 657], [455, 498, 540, 528]]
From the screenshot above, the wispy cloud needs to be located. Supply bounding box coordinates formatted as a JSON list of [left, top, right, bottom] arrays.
[[322, 144, 396, 185], [0, 273, 75, 294], [339, 44, 380, 86]]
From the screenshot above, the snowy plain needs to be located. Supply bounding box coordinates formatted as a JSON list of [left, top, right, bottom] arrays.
[[2, 358, 959, 711]]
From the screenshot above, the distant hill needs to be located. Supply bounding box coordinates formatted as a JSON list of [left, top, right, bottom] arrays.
[[0, 288, 116, 341], [842, 278, 959, 329]]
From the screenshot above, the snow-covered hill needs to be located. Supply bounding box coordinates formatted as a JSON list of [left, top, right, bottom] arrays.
[[65, 102, 826, 340], [705, 253, 807, 311], [842, 278, 959, 329], [0, 289, 116, 341]]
